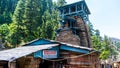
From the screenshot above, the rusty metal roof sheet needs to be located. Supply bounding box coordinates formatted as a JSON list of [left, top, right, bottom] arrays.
[[0, 44, 58, 62]]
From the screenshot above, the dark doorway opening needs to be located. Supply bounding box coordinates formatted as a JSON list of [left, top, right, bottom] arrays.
[[0, 61, 8, 68], [39, 60, 52, 68], [39, 59, 68, 68]]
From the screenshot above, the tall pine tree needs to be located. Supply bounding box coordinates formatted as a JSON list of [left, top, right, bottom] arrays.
[[7, 0, 26, 47], [0, 0, 18, 24], [6, 0, 59, 47]]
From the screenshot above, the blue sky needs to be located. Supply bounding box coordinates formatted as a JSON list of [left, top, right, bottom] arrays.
[[54, 0, 120, 39], [85, 0, 120, 39]]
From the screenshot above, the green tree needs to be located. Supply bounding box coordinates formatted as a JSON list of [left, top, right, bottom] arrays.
[[87, 22, 94, 36], [0, 0, 18, 24], [0, 24, 9, 42], [51, 3, 60, 39], [94, 29, 100, 38], [7, 23, 20, 47], [99, 36, 117, 59], [23, 0, 42, 41], [57, 0, 66, 7], [41, 2, 59, 39], [5, 0, 59, 47], [90, 24, 118, 60], [91, 35, 102, 51], [6, 0, 26, 47], [115, 42, 120, 51]]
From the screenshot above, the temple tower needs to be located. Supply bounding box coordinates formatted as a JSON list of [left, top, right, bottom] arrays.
[[56, 0, 92, 48]]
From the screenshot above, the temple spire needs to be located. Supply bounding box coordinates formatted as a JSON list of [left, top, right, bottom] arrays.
[[56, 0, 92, 47]]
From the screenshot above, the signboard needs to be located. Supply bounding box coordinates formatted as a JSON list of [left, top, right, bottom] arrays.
[[43, 50, 57, 59]]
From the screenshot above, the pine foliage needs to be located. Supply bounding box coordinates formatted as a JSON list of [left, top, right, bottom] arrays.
[[0, 0, 59, 47]]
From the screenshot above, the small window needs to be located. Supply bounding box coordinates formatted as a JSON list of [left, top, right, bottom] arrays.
[[67, 20, 75, 28], [77, 4, 82, 11], [70, 6, 76, 12], [64, 7, 69, 14], [60, 9, 63, 15]]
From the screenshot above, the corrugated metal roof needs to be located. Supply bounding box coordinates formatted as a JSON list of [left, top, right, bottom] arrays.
[[0, 44, 58, 62], [27, 39, 93, 50], [23, 39, 93, 51], [61, 42, 93, 51], [49, 40, 93, 51]]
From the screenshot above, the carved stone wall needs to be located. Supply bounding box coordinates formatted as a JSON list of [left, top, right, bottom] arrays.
[[56, 29, 81, 46], [76, 17, 91, 47], [56, 17, 92, 47], [75, 17, 86, 31]]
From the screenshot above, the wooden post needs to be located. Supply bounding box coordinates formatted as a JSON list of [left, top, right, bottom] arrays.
[[53, 61, 55, 68], [8, 61, 11, 68]]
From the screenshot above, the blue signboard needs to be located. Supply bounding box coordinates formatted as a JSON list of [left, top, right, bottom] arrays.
[[34, 46, 59, 59]]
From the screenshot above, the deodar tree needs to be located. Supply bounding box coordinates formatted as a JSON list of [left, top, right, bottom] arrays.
[[4, 0, 59, 47]]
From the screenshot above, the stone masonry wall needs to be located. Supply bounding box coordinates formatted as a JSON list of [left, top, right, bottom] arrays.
[[56, 17, 92, 47], [56, 29, 81, 46]]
